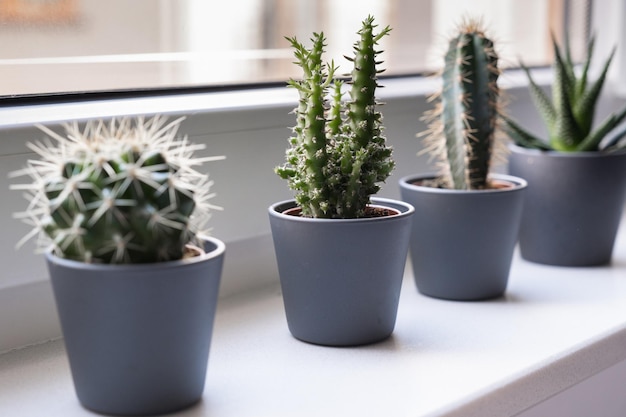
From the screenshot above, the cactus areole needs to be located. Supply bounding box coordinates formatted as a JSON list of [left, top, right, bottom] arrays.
[[11, 116, 224, 264], [275, 15, 395, 218], [421, 19, 503, 190]]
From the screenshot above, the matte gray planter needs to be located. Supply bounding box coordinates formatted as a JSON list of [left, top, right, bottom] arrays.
[[47, 237, 225, 416], [399, 174, 527, 301], [268, 198, 414, 347], [509, 145, 626, 266]]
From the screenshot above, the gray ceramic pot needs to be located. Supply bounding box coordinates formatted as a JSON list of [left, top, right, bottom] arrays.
[[399, 174, 527, 301], [47, 237, 225, 416], [268, 198, 414, 347], [509, 145, 626, 266]]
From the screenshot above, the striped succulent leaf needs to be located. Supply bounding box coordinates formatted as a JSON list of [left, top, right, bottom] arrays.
[[503, 33, 626, 152]]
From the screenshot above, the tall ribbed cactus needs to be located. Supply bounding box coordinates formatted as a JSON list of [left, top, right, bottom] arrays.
[[11, 116, 223, 264], [422, 19, 501, 190], [275, 15, 394, 218]]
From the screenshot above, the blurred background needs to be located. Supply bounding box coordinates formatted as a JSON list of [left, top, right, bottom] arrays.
[[0, 0, 589, 97]]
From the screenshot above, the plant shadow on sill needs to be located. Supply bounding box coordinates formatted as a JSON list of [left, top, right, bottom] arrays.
[[286, 333, 404, 352], [163, 398, 209, 416], [493, 271, 625, 306], [468, 286, 613, 306]]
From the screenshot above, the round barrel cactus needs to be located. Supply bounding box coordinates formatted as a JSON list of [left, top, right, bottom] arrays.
[[12, 116, 223, 264]]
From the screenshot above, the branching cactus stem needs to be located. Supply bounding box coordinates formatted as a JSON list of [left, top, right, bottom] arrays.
[[276, 15, 394, 218]]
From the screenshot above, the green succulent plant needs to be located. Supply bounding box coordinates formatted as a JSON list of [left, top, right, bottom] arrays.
[[11, 116, 224, 264], [502, 33, 626, 152], [275, 15, 395, 218], [421, 18, 504, 190]]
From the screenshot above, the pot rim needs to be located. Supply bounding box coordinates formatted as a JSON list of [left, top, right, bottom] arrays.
[[45, 234, 225, 271], [399, 173, 527, 195], [268, 197, 415, 223], [508, 143, 626, 158]]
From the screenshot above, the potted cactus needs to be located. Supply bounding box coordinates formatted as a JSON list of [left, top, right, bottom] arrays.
[[10, 116, 225, 416], [502, 34, 626, 266], [399, 18, 527, 301], [269, 16, 414, 346]]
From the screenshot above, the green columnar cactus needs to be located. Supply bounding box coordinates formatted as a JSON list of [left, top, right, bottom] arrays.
[[503, 34, 626, 151], [422, 19, 501, 190], [275, 15, 394, 218], [11, 116, 224, 264]]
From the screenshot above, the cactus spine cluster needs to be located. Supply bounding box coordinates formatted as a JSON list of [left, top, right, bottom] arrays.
[[11, 116, 223, 264], [275, 15, 394, 218], [503, 34, 626, 151], [422, 19, 501, 190]]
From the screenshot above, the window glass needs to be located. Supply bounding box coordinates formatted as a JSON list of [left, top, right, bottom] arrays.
[[0, 0, 588, 97]]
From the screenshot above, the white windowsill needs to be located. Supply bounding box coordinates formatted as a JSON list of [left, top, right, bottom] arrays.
[[1, 213, 625, 417], [0, 69, 547, 129]]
